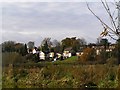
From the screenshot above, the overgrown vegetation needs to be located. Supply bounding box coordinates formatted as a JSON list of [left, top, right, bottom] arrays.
[[2, 56, 120, 88], [2, 61, 120, 88]]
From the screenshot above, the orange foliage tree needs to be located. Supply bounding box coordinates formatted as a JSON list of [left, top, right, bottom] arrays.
[[79, 47, 96, 62]]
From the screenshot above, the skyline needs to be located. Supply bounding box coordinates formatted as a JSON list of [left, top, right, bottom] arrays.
[[2, 1, 117, 46]]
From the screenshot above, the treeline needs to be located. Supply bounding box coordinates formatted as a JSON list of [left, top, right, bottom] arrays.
[[1, 37, 87, 66], [2, 41, 28, 56], [1, 37, 86, 54], [1, 37, 120, 66]]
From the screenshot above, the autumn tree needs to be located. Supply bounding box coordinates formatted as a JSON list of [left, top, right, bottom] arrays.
[[79, 47, 96, 63]]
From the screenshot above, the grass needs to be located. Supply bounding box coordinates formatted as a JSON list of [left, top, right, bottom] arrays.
[[52, 56, 78, 65], [31, 56, 78, 67], [2, 56, 120, 88]]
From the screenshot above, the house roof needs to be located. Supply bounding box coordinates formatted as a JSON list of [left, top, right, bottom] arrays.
[[64, 47, 72, 51]]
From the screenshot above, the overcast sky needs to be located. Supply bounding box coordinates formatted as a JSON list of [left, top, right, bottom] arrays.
[[1, 1, 117, 46]]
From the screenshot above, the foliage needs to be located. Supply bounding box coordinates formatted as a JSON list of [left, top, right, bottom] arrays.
[[52, 40, 62, 53], [2, 41, 28, 56], [79, 47, 96, 62], [61, 37, 86, 52], [2, 41, 15, 52], [96, 49, 109, 64], [15, 43, 28, 56], [2, 52, 27, 67], [27, 41, 34, 49], [99, 38, 109, 49], [41, 40, 50, 54], [2, 64, 119, 88], [106, 57, 118, 65], [116, 39, 120, 64], [41, 38, 52, 47]]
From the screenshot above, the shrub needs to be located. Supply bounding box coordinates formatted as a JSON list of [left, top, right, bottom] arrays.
[[78, 47, 96, 64], [106, 57, 118, 65], [2, 52, 27, 67], [2, 63, 119, 88]]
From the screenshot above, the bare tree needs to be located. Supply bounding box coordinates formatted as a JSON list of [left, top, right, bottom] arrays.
[[87, 0, 120, 40], [87, 0, 120, 64]]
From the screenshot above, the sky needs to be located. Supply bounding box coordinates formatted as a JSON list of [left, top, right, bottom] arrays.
[[1, 0, 118, 46]]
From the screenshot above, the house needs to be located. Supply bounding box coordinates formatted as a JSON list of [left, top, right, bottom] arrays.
[[32, 48, 37, 54], [39, 51, 45, 60], [76, 52, 80, 56], [49, 52, 54, 61], [56, 53, 62, 59], [96, 49, 101, 55], [49, 52, 54, 58], [63, 47, 72, 59]]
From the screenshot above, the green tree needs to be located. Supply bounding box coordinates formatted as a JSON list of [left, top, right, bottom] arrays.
[[61, 37, 72, 49], [41, 40, 50, 60], [99, 38, 110, 50], [42, 41, 50, 54], [51, 39, 61, 53], [41, 38, 52, 48], [14, 43, 28, 56], [61, 37, 86, 53], [14, 43, 23, 53], [21, 44, 28, 56], [2, 41, 15, 52], [27, 41, 34, 50]]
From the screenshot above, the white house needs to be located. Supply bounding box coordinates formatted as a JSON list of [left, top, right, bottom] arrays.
[[63, 47, 72, 59], [68, 53, 72, 57], [32, 49, 37, 54], [56, 53, 62, 59], [96, 49, 101, 55], [76, 52, 80, 56], [39, 51, 45, 60], [49, 52, 54, 58]]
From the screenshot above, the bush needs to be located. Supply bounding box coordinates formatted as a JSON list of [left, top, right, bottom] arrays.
[[106, 57, 118, 65], [78, 48, 96, 64], [2, 52, 27, 67]]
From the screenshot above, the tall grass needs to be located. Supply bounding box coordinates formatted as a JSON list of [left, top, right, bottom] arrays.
[[2, 63, 119, 88]]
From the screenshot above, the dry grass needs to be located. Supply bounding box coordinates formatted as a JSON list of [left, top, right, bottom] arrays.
[[2, 63, 119, 88]]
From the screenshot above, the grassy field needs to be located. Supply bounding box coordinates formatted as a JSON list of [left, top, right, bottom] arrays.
[[39, 56, 78, 65], [2, 56, 120, 88]]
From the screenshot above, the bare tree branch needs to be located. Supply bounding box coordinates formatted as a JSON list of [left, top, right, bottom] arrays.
[[86, 2, 117, 34], [101, 0, 118, 33], [108, 34, 117, 40], [86, 1, 120, 40]]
